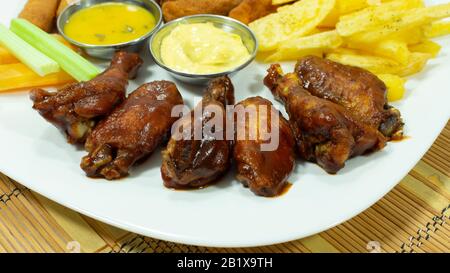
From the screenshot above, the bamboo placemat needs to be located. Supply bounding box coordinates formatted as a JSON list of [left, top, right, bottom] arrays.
[[0, 122, 448, 253]]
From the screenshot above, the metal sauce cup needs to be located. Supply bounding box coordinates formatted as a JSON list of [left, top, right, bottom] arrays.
[[150, 15, 258, 85], [58, 0, 162, 59]]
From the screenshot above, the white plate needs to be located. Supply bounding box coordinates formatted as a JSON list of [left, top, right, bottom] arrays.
[[0, 1, 449, 248]]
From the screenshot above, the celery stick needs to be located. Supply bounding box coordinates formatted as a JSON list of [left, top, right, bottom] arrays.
[[0, 24, 59, 76], [10, 19, 101, 82]]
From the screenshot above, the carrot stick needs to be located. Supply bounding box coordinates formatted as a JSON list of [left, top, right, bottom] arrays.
[[0, 47, 18, 64], [0, 63, 74, 93], [18, 0, 61, 32]]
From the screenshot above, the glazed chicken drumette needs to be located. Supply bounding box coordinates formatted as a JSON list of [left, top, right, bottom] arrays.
[[161, 76, 235, 189], [30, 51, 143, 144], [295, 56, 404, 138], [81, 81, 184, 180], [265, 64, 386, 174], [233, 96, 296, 197]]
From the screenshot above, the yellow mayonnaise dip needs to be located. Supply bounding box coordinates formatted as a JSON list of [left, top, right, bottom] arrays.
[[160, 23, 251, 74], [64, 3, 156, 45]]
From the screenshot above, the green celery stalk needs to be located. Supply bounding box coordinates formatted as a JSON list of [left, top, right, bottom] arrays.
[[0, 24, 59, 76], [10, 19, 101, 82]]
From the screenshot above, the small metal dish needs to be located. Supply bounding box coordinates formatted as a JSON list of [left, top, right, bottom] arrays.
[[149, 15, 258, 85], [57, 0, 162, 59]]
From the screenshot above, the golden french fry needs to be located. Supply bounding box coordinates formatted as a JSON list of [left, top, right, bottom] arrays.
[[427, 2, 450, 19], [337, 0, 371, 14], [409, 40, 441, 57], [395, 52, 432, 76], [249, 0, 335, 51], [320, 0, 369, 28], [347, 39, 411, 65], [265, 30, 342, 62], [377, 74, 407, 102], [336, 0, 425, 37], [326, 51, 400, 74], [374, 40, 410, 65], [347, 3, 450, 43], [347, 27, 425, 46], [391, 28, 425, 45], [326, 51, 432, 77], [424, 20, 450, 38], [253, 0, 447, 83], [320, 0, 404, 28]]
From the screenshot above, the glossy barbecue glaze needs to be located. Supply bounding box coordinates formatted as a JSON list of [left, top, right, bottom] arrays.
[[295, 56, 403, 138], [81, 81, 183, 180], [233, 96, 296, 197], [161, 76, 235, 189], [30, 51, 143, 144], [265, 64, 386, 174]]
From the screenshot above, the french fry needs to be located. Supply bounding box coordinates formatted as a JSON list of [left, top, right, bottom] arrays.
[[337, 0, 372, 14], [265, 30, 342, 61], [391, 28, 425, 45], [374, 40, 410, 65], [336, 0, 425, 37], [249, 0, 335, 51], [0, 63, 74, 92], [395, 52, 432, 77], [409, 40, 441, 57], [424, 20, 450, 38], [347, 39, 411, 65], [347, 27, 425, 46], [320, 0, 397, 28], [427, 2, 450, 19], [326, 51, 431, 77], [377, 74, 407, 102], [326, 51, 399, 75], [255, 0, 449, 94], [347, 3, 450, 44]]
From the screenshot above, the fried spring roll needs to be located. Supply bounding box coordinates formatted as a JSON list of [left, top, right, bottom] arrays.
[[19, 0, 60, 32]]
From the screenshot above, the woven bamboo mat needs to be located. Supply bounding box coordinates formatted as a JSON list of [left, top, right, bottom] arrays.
[[0, 123, 448, 253]]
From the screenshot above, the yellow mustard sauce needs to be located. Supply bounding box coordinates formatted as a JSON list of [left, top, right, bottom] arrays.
[[64, 2, 156, 45], [160, 23, 251, 74]]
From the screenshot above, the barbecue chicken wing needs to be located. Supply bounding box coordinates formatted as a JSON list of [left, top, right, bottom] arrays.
[[265, 64, 386, 174], [161, 76, 235, 189], [233, 96, 296, 197], [81, 81, 183, 180], [30, 51, 143, 144], [295, 56, 403, 138]]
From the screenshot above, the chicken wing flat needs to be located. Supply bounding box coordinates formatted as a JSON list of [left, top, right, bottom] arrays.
[[265, 64, 386, 174], [233, 96, 296, 197], [229, 0, 278, 25], [81, 81, 183, 180], [162, 0, 243, 22], [295, 56, 403, 138], [161, 76, 234, 189], [30, 51, 143, 144]]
